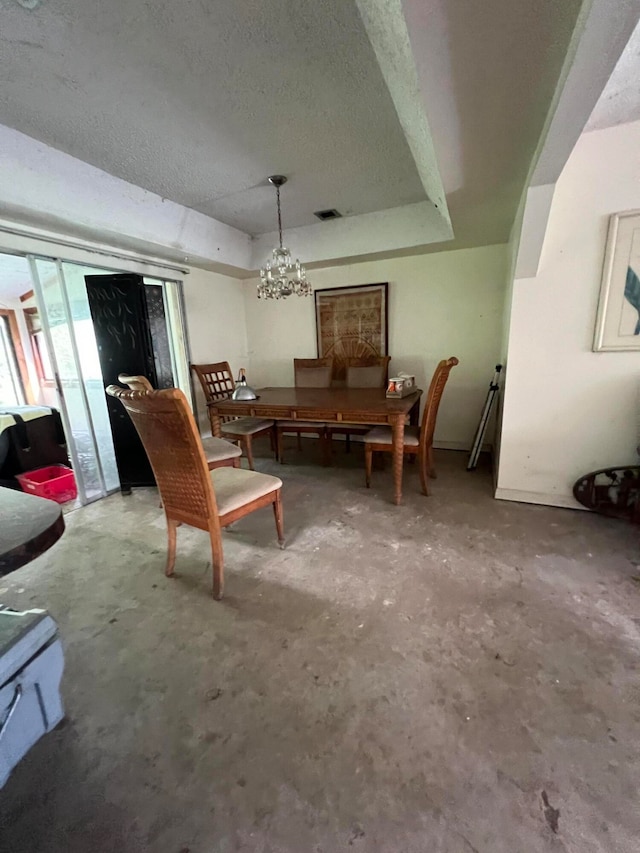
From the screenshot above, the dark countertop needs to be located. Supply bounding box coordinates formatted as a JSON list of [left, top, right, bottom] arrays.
[[0, 487, 65, 576]]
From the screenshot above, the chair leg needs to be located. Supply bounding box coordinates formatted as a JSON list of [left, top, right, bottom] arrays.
[[209, 527, 224, 600], [428, 446, 437, 478], [273, 490, 285, 549], [321, 428, 331, 467], [277, 428, 285, 464], [365, 446, 373, 488], [269, 427, 276, 454], [165, 517, 178, 577], [346, 433, 351, 453], [419, 450, 430, 497], [297, 431, 302, 451], [245, 435, 255, 470], [324, 429, 331, 461]]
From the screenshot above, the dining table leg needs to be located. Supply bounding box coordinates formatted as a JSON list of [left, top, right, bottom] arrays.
[[209, 409, 222, 438], [392, 414, 405, 505]]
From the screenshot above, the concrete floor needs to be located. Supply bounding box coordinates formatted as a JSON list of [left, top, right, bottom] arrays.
[[1, 446, 639, 853]]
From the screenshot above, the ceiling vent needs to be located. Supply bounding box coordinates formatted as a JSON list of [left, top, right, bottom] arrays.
[[314, 209, 342, 221]]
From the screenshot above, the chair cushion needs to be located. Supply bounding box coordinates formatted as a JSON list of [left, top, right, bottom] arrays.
[[277, 420, 323, 430], [201, 436, 242, 463], [221, 418, 274, 436], [363, 425, 420, 446], [211, 467, 282, 516]]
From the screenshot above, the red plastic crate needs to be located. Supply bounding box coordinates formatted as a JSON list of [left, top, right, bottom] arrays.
[[16, 465, 78, 504]]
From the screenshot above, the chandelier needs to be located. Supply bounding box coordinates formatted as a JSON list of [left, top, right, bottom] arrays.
[[258, 175, 312, 299]]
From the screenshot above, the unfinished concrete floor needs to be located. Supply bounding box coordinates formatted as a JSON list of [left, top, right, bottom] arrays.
[[1, 446, 639, 852]]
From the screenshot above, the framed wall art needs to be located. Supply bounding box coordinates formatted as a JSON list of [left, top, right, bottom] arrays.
[[593, 210, 640, 351], [315, 283, 388, 382]]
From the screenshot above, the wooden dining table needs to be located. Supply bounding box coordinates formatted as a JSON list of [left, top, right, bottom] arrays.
[[208, 386, 422, 505]]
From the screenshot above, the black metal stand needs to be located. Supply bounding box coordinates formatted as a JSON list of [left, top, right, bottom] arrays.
[[467, 364, 502, 471]]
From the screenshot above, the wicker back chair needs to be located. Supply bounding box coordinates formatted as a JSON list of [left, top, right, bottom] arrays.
[[363, 357, 459, 496], [419, 357, 460, 456], [190, 361, 275, 470], [117, 373, 154, 391], [106, 385, 284, 599], [276, 358, 333, 464], [118, 373, 241, 471]]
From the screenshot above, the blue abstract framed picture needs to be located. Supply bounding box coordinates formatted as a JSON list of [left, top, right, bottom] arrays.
[[594, 210, 640, 351]]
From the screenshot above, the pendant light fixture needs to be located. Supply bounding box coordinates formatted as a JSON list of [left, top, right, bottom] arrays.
[[258, 175, 312, 299]]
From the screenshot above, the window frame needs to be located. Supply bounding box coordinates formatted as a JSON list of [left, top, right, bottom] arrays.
[[0, 308, 33, 405], [23, 306, 56, 388]]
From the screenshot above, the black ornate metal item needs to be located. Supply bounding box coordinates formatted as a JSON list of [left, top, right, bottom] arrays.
[[573, 466, 640, 524], [85, 273, 170, 491]]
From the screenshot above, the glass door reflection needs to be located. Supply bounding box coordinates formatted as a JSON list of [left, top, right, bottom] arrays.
[[29, 258, 119, 503]]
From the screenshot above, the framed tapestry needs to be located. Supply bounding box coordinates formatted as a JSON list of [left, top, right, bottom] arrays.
[[315, 283, 388, 382], [594, 210, 640, 351]]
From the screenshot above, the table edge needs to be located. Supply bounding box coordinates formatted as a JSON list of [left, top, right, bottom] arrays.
[[0, 513, 65, 577]]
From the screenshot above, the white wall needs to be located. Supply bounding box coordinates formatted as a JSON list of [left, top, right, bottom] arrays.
[[492, 185, 529, 482], [497, 119, 640, 507], [243, 245, 507, 450], [182, 268, 248, 434]]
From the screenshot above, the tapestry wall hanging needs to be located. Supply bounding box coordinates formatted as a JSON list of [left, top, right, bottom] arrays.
[[594, 210, 640, 351], [315, 283, 388, 382]]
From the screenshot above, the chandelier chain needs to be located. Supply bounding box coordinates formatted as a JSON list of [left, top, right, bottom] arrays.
[[276, 184, 283, 249]]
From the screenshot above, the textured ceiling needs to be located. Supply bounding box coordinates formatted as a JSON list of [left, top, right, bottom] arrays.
[[0, 0, 426, 236], [0, 0, 598, 268], [402, 0, 584, 248], [586, 20, 640, 132]]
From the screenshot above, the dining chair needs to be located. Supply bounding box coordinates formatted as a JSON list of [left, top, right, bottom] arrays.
[[118, 374, 242, 470], [276, 358, 333, 464], [190, 362, 275, 470], [363, 357, 459, 496], [106, 384, 284, 600], [328, 356, 391, 453]]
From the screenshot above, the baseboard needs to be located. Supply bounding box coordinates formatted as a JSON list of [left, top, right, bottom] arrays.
[[494, 487, 587, 511], [432, 440, 491, 453], [281, 435, 492, 453], [275, 433, 492, 453], [433, 440, 467, 451]]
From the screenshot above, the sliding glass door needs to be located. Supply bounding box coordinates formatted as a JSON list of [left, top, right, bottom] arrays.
[[143, 276, 192, 399], [29, 258, 119, 503], [27, 256, 191, 505]]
